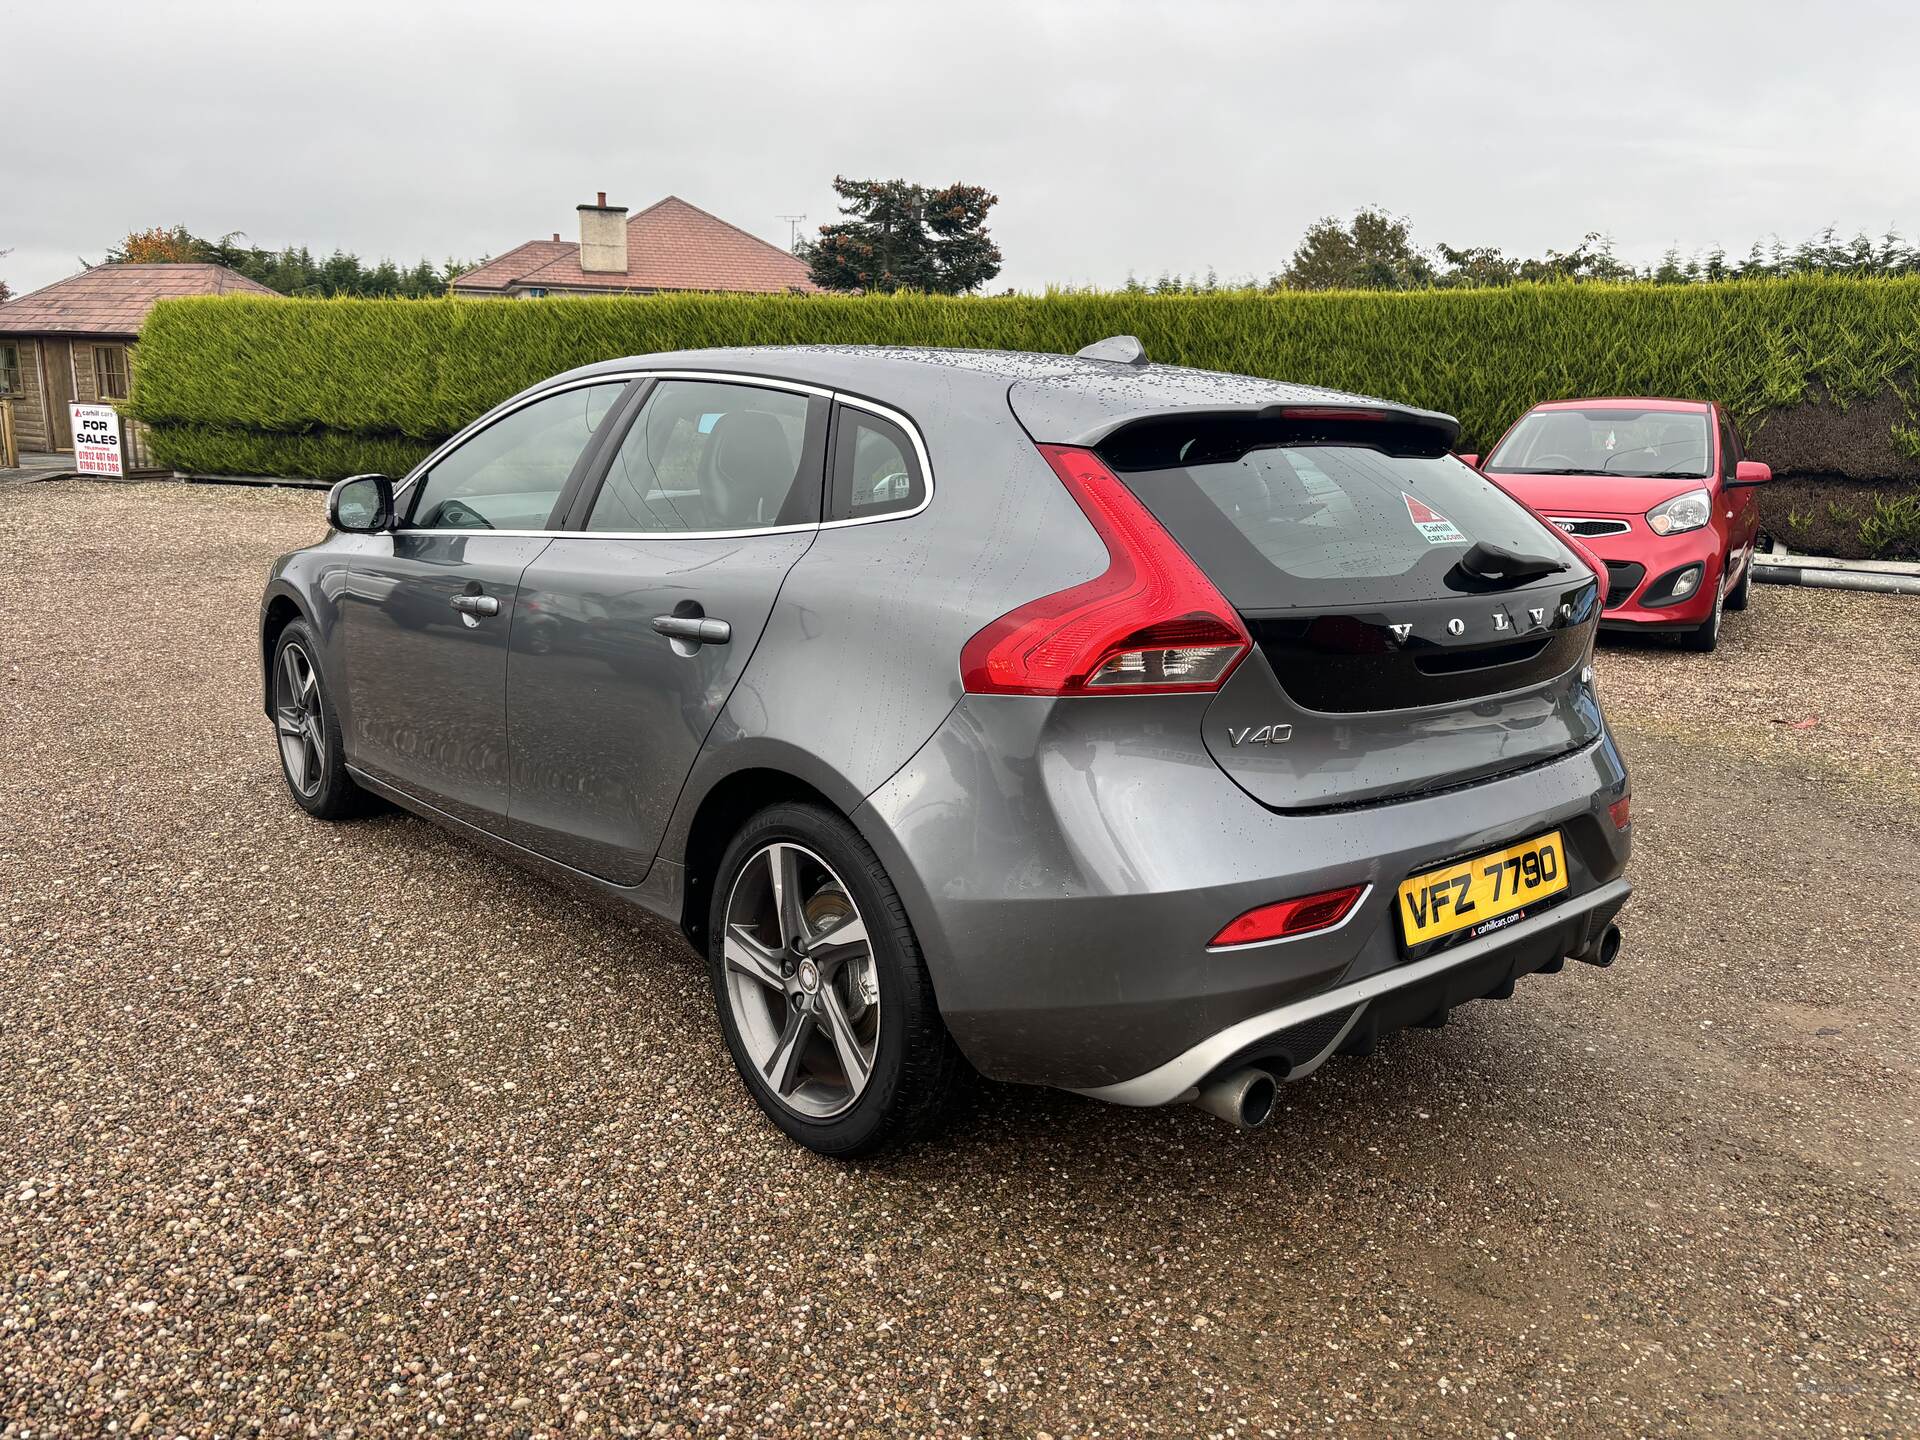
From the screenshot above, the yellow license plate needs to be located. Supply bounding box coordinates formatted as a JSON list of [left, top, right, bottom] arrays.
[[1396, 831, 1567, 946]]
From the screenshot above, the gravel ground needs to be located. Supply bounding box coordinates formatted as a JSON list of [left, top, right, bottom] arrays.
[[3, 481, 1916, 1439]]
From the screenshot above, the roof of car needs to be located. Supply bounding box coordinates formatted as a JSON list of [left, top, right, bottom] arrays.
[[1529, 396, 1711, 413], [547, 344, 1461, 447]]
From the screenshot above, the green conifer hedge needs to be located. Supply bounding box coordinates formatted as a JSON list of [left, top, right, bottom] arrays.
[[126, 278, 1920, 554]]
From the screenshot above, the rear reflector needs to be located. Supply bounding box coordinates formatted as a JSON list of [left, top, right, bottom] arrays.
[[1608, 794, 1631, 830], [1210, 884, 1366, 948], [959, 445, 1250, 696]]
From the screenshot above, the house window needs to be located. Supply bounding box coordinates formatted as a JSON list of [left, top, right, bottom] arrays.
[[0, 344, 20, 397], [93, 345, 131, 400]]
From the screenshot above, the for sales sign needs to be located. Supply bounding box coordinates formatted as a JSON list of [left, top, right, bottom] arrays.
[[70, 403, 124, 477]]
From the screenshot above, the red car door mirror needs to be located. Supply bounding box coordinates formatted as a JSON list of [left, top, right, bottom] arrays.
[[1456, 453, 1480, 469], [1732, 460, 1772, 486]]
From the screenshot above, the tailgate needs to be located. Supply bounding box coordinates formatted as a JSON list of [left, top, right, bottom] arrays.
[[1092, 412, 1605, 811]]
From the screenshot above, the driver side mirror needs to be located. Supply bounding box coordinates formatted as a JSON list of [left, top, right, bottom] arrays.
[[1456, 453, 1480, 469], [328, 473, 394, 532], [1732, 460, 1772, 486]]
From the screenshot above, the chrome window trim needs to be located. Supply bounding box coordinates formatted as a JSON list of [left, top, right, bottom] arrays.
[[387, 524, 824, 542], [388, 368, 934, 538]]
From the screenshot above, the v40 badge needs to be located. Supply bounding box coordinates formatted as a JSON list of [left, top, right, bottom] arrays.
[[1227, 723, 1294, 746]]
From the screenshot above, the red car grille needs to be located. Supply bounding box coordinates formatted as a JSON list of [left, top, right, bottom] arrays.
[[1551, 517, 1632, 539]]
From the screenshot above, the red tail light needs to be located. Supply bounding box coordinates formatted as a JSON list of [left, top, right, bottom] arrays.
[[1210, 884, 1367, 948], [1608, 793, 1631, 830], [1276, 405, 1391, 423], [959, 445, 1250, 696]]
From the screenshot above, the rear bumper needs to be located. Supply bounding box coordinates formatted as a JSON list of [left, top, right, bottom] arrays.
[[1079, 877, 1630, 1106], [857, 693, 1631, 1094]]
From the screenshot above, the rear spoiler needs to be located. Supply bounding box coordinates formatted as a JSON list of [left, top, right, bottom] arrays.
[[1094, 403, 1463, 470]]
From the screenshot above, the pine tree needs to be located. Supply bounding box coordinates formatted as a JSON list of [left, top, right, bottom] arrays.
[[798, 178, 1003, 294]]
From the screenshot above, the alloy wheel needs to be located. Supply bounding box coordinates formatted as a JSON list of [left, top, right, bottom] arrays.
[[274, 642, 326, 798], [721, 842, 881, 1119]]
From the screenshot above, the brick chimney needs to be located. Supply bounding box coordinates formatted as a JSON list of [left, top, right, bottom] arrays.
[[577, 191, 629, 274]]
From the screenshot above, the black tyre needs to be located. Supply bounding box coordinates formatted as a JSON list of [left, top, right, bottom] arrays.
[[1681, 572, 1725, 652], [706, 802, 969, 1157], [1726, 552, 1753, 611], [271, 620, 372, 821]]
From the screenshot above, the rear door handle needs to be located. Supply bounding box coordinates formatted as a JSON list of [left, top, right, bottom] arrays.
[[652, 614, 731, 645], [450, 595, 499, 616]]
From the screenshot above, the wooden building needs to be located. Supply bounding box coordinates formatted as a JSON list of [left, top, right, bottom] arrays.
[[0, 263, 274, 455]]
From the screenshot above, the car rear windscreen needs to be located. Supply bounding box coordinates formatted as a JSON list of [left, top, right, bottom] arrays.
[[1101, 424, 1579, 611], [1485, 407, 1712, 479]]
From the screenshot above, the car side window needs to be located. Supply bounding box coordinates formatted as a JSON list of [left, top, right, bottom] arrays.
[[830, 406, 925, 521], [408, 383, 624, 531], [585, 380, 816, 533], [1719, 416, 1741, 480]]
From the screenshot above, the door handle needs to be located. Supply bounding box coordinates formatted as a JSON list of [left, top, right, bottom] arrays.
[[450, 595, 499, 616], [652, 614, 731, 645]]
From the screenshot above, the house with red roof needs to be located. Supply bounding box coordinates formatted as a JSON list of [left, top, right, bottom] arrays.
[[451, 193, 819, 299], [0, 262, 275, 457]]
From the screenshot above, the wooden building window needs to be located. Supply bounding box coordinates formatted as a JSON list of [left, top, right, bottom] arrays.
[[93, 345, 131, 401], [0, 344, 21, 396]]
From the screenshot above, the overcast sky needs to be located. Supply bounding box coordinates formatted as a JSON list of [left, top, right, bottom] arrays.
[[4, 0, 1916, 296]]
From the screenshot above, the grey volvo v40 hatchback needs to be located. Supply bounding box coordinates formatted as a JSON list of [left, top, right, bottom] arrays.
[[262, 340, 1631, 1155]]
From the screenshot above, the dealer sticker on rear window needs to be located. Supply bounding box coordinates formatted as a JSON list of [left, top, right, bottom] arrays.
[[1403, 492, 1466, 545]]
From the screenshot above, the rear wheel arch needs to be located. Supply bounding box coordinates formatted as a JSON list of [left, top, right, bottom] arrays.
[[678, 767, 856, 952]]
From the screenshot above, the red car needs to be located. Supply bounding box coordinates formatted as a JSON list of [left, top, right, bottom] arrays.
[[1465, 398, 1771, 651]]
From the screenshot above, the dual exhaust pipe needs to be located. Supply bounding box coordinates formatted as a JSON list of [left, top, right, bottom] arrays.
[[1189, 923, 1625, 1131]]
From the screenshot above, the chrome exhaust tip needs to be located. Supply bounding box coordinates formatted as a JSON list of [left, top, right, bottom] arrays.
[[1194, 1067, 1278, 1130], [1573, 923, 1623, 968]]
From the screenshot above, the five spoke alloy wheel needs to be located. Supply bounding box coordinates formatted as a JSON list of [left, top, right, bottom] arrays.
[[274, 641, 327, 799], [720, 841, 881, 1119]]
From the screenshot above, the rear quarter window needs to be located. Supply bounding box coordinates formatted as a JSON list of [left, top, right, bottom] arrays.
[[829, 406, 926, 521]]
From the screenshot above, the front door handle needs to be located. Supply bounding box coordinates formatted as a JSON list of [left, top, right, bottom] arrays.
[[652, 614, 731, 645], [450, 595, 500, 617]]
